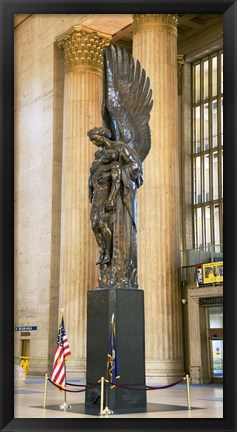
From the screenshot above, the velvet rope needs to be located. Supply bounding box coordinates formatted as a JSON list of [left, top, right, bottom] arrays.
[[48, 376, 186, 393], [107, 377, 185, 391], [65, 382, 88, 387], [48, 378, 99, 393]]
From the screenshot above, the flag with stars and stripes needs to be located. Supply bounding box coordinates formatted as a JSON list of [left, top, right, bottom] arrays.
[[51, 315, 71, 388]]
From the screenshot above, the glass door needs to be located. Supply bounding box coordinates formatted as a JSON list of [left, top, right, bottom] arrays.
[[210, 339, 223, 380], [208, 306, 223, 383]]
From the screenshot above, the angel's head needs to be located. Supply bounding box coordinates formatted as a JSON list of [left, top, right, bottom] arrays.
[[87, 127, 111, 148]]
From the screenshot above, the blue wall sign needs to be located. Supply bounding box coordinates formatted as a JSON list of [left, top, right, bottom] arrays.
[[15, 326, 37, 331]]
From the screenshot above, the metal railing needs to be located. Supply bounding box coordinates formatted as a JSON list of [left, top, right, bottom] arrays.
[[181, 245, 223, 284], [181, 244, 223, 268]]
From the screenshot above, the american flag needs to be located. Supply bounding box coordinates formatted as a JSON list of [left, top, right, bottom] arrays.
[[51, 315, 71, 388]]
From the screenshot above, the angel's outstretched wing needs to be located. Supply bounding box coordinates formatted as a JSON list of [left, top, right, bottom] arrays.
[[102, 44, 153, 162]]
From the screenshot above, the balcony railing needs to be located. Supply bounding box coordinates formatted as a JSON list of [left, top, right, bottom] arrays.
[[181, 244, 223, 285], [181, 244, 223, 267]]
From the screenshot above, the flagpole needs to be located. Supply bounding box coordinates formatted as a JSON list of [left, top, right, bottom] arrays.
[[58, 309, 71, 411], [102, 360, 112, 415], [102, 313, 114, 415], [103, 357, 111, 415]]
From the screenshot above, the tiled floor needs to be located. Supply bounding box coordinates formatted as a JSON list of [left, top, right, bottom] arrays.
[[14, 375, 223, 418]]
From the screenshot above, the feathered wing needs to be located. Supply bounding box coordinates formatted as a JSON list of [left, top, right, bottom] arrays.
[[102, 44, 153, 162]]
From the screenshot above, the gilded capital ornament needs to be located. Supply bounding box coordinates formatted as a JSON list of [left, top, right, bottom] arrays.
[[56, 25, 112, 74], [133, 14, 178, 37]]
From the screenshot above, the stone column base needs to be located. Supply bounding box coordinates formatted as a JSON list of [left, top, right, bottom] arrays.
[[145, 360, 185, 385]]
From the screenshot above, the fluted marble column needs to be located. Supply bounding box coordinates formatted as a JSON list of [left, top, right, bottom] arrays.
[[56, 26, 111, 371], [133, 14, 184, 379]]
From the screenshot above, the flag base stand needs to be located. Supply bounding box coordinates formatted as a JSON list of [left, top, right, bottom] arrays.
[[59, 402, 71, 411], [85, 288, 147, 415], [102, 406, 113, 416], [59, 391, 71, 411]]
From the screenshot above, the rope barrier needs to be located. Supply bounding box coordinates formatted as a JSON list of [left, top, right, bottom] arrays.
[[146, 377, 185, 390], [65, 381, 88, 387], [47, 377, 99, 393], [106, 377, 185, 391], [48, 376, 186, 393], [44, 374, 191, 412]]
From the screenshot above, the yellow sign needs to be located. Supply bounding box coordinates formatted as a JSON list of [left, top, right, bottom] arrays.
[[203, 262, 223, 284]]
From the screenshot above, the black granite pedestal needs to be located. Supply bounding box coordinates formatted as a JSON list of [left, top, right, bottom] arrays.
[[85, 288, 146, 415]]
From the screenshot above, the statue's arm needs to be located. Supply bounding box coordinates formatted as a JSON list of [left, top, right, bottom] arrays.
[[119, 146, 143, 186], [120, 146, 139, 172]]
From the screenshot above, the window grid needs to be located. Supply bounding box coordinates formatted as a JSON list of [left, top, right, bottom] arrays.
[[192, 51, 223, 250]]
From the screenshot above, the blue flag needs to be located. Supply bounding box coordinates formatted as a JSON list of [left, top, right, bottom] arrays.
[[107, 313, 120, 388]]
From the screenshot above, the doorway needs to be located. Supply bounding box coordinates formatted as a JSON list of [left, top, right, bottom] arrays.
[[20, 339, 30, 374], [208, 306, 223, 383], [21, 339, 30, 358], [210, 338, 223, 381]]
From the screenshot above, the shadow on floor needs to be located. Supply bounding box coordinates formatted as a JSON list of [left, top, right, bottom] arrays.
[[33, 402, 202, 416]]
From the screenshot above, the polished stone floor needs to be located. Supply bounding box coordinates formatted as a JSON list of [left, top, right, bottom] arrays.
[[14, 375, 223, 418]]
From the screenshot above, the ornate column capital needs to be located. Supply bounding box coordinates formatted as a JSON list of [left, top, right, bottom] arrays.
[[177, 54, 185, 67], [133, 14, 178, 37], [56, 25, 112, 74]]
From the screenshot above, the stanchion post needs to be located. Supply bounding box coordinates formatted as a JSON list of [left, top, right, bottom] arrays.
[[100, 377, 105, 416], [43, 373, 48, 408], [103, 379, 112, 415], [186, 374, 191, 410]]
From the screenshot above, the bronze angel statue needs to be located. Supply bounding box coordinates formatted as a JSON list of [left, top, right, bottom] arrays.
[[88, 45, 153, 289]]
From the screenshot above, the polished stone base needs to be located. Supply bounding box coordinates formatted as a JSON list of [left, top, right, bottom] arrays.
[[85, 288, 146, 415]]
